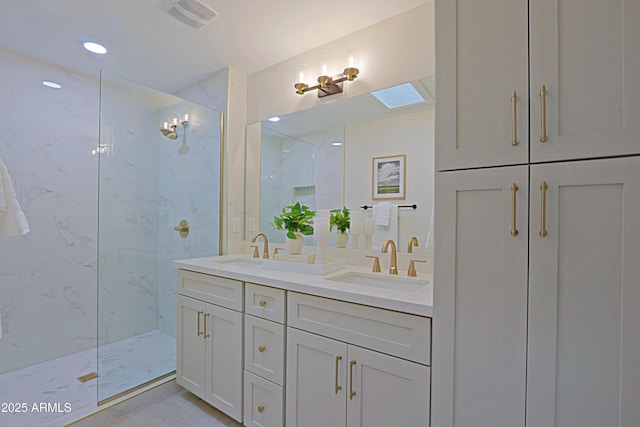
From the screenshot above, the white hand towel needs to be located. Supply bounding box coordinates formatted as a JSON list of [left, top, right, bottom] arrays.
[[373, 202, 391, 226], [0, 157, 30, 237], [372, 203, 399, 250]]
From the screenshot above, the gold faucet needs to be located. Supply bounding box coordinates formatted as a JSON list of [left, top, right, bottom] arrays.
[[407, 236, 419, 253], [251, 232, 270, 259], [381, 239, 398, 275]]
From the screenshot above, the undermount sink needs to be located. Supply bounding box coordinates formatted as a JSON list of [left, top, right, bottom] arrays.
[[208, 255, 263, 268], [327, 271, 428, 291]]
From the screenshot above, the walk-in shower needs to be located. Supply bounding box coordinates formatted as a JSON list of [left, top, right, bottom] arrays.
[[0, 46, 222, 425], [97, 71, 222, 403]]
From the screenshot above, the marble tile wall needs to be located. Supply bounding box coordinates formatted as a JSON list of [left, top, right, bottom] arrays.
[[0, 50, 226, 377], [0, 48, 100, 374]]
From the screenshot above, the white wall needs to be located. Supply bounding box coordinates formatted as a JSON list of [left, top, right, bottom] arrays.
[[0, 48, 99, 373], [247, 3, 434, 122]]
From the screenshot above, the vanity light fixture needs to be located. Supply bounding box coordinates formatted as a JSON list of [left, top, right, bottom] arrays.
[[161, 114, 189, 140], [294, 48, 360, 98]]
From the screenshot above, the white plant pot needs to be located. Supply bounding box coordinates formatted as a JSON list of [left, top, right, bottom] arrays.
[[285, 231, 304, 255], [335, 231, 349, 248]]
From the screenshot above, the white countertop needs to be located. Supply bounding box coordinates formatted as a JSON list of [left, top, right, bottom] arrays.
[[172, 255, 433, 317]]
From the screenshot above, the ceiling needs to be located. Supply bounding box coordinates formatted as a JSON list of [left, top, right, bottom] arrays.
[[0, 0, 430, 93]]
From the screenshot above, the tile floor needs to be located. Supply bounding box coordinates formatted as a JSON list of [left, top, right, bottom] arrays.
[[102, 390, 242, 427], [0, 330, 175, 427]]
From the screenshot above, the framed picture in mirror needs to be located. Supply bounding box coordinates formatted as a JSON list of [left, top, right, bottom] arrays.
[[372, 154, 406, 199]]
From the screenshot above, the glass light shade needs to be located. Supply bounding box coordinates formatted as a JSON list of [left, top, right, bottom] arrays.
[[294, 64, 306, 84], [345, 46, 359, 69], [318, 55, 331, 77]]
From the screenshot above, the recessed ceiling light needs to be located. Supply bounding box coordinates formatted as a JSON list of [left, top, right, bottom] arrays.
[[332, 141, 343, 146], [83, 41, 108, 55], [42, 81, 62, 89], [371, 82, 426, 109], [268, 116, 281, 122]]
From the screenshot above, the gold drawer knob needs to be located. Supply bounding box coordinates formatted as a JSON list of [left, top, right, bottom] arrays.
[[259, 300, 267, 307], [257, 405, 265, 413], [258, 345, 266, 353]]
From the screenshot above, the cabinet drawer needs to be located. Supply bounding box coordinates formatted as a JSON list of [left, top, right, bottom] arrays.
[[245, 282, 286, 323], [177, 270, 243, 311], [288, 292, 431, 365], [245, 314, 286, 385], [244, 371, 284, 427]]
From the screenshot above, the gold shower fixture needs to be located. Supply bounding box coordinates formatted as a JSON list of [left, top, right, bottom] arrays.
[[294, 48, 360, 98], [161, 114, 189, 140]]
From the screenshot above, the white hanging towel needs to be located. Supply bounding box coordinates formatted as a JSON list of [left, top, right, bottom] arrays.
[[372, 203, 398, 250], [0, 157, 30, 237], [373, 202, 391, 225]]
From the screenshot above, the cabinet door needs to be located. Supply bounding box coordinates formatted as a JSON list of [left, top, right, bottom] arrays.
[[435, 0, 528, 170], [528, 158, 640, 427], [529, 0, 640, 162], [432, 166, 528, 427], [176, 295, 206, 398], [286, 327, 347, 427], [346, 345, 430, 427], [204, 303, 243, 422]]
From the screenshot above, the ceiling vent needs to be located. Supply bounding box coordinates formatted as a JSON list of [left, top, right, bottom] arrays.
[[166, 0, 219, 29]]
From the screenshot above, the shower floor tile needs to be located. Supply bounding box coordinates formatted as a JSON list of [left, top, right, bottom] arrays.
[[0, 329, 175, 427]]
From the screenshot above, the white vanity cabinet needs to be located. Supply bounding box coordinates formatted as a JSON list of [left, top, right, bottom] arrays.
[[243, 283, 286, 427], [436, 0, 640, 170], [286, 292, 431, 427], [176, 271, 243, 422]]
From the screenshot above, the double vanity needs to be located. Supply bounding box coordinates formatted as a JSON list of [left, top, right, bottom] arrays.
[[173, 247, 432, 427]]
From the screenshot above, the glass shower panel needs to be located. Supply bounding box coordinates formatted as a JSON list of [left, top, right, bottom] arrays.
[[97, 71, 221, 403]]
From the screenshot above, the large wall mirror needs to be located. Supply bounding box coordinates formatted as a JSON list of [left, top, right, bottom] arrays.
[[245, 76, 435, 254]]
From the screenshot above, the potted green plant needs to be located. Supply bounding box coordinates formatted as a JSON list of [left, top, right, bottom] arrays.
[[271, 202, 315, 254], [330, 207, 350, 248]]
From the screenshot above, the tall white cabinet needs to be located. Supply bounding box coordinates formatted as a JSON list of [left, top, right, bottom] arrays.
[[433, 0, 640, 426]]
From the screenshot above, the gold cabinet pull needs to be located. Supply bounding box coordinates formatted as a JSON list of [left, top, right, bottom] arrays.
[[510, 183, 519, 237], [203, 313, 211, 338], [257, 405, 265, 413], [335, 356, 343, 394], [259, 300, 267, 307], [197, 310, 203, 336], [258, 345, 266, 353], [539, 181, 548, 237], [511, 91, 519, 146], [349, 360, 357, 400], [539, 85, 549, 142]]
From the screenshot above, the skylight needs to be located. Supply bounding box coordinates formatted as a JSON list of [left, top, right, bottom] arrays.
[[371, 82, 426, 109]]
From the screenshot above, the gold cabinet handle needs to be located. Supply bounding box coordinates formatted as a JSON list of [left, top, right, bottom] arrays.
[[539, 85, 549, 142], [259, 300, 267, 307], [349, 360, 357, 400], [511, 183, 519, 237], [511, 91, 519, 146], [197, 310, 203, 336], [257, 405, 265, 413], [539, 181, 548, 237], [258, 345, 266, 353], [335, 356, 343, 394], [203, 313, 211, 338]]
